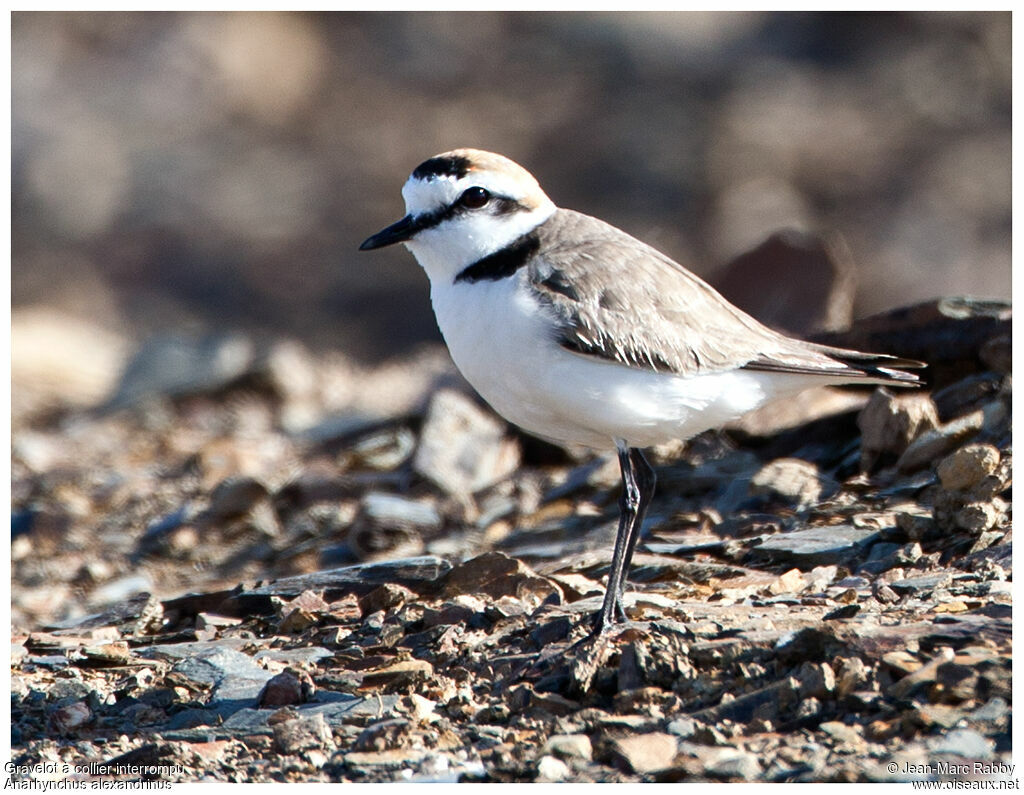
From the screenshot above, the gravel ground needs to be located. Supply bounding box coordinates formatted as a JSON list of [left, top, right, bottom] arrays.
[[10, 294, 1011, 783]]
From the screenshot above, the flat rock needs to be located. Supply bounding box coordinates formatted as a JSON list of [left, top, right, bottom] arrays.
[[609, 732, 678, 774], [752, 525, 880, 566]]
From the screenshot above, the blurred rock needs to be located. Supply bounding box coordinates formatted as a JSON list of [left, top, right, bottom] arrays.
[[897, 409, 985, 473], [714, 231, 855, 336], [858, 389, 939, 469], [104, 334, 258, 410], [936, 443, 1000, 492], [609, 732, 678, 774], [752, 525, 879, 566], [347, 492, 437, 562], [749, 458, 834, 510], [814, 298, 1011, 390], [273, 712, 335, 755]]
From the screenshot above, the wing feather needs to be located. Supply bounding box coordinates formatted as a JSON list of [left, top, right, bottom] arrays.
[[527, 209, 922, 386]]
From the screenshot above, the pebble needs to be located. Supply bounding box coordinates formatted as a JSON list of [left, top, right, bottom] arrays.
[[702, 748, 763, 780], [749, 458, 832, 510], [609, 733, 678, 774], [897, 410, 985, 472], [936, 444, 1000, 491], [954, 501, 1001, 534], [858, 389, 939, 468], [820, 721, 863, 746], [928, 728, 994, 760], [536, 755, 571, 781], [413, 389, 520, 495], [257, 669, 316, 708], [272, 712, 335, 755], [48, 700, 92, 734]]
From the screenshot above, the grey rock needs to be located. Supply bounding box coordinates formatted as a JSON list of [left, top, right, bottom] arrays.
[[273, 711, 335, 754], [235, 556, 452, 605], [171, 647, 275, 716], [413, 388, 520, 495], [970, 697, 1009, 724], [105, 333, 255, 409], [858, 388, 940, 468], [536, 755, 571, 781], [753, 525, 880, 566], [702, 748, 763, 781], [897, 410, 985, 473], [348, 492, 438, 561], [749, 458, 835, 510], [544, 733, 593, 761], [928, 728, 994, 759]]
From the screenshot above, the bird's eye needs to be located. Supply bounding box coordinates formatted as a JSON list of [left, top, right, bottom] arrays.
[[459, 187, 491, 209]]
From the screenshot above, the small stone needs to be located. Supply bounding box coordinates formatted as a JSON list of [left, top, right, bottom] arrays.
[[797, 661, 836, 699], [544, 734, 593, 762], [609, 732, 678, 774], [804, 565, 838, 592], [413, 388, 520, 495], [205, 476, 270, 524], [835, 657, 868, 698], [441, 551, 560, 607], [768, 568, 806, 595], [897, 511, 935, 540], [897, 410, 985, 473], [888, 571, 953, 596], [970, 697, 1009, 724], [928, 728, 994, 759], [702, 748, 763, 780], [353, 718, 413, 752], [887, 648, 955, 699], [937, 444, 1000, 492], [749, 458, 831, 510], [257, 668, 316, 708], [536, 755, 571, 781], [954, 501, 1000, 534], [48, 701, 92, 734], [359, 583, 416, 616], [873, 583, 900, 606], [361, 659, 434, 690], [820, 721, 864, 746], [858, 389, 940, 468], [796, 697, 821, 718], [348, 492, 436, 562], [273, 712, 335, 755], [753, 525, 879, 566]]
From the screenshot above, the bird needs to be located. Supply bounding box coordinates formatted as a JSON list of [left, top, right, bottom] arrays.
[[360, 148, 921, 636]]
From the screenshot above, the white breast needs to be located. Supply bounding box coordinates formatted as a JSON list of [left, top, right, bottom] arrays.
[[428, 274, 816, 451]]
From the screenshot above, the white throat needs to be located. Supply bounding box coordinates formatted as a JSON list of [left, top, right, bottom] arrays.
[[405, 202, 555, 285]]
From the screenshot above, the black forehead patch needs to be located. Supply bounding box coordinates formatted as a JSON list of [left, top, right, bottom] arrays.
[[412, 155, 472, 181]]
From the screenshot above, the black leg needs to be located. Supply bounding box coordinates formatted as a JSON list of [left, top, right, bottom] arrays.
[[594, 445, 654, 636], [617, 448, 656, 606]]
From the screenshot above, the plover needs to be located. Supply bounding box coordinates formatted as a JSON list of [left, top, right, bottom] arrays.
[[360, 148, 921, 635]]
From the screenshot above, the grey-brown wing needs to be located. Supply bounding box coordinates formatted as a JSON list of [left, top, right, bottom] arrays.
[[528, 209, 922, 384]]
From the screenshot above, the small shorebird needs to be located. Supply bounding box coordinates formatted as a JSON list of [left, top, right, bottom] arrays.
[[360, 148, 920, 635]]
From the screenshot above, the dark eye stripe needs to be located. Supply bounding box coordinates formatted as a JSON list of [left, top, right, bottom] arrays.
[[412, 194, 528, 233]]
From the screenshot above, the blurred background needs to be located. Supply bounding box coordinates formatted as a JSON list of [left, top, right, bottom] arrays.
[[12, 11, 1011, 414]]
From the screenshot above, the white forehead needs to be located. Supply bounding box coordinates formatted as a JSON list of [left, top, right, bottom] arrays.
[[400, 170, 545, 217]]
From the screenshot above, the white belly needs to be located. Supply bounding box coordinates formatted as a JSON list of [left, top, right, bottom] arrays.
[[430, 276, 819, 451]]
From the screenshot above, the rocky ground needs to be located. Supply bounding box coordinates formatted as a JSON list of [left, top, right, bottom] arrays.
[[10, 296, 1012, 784]]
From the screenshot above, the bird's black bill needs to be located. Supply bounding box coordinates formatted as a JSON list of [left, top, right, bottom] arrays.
[[359, 214, 421, 250]]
